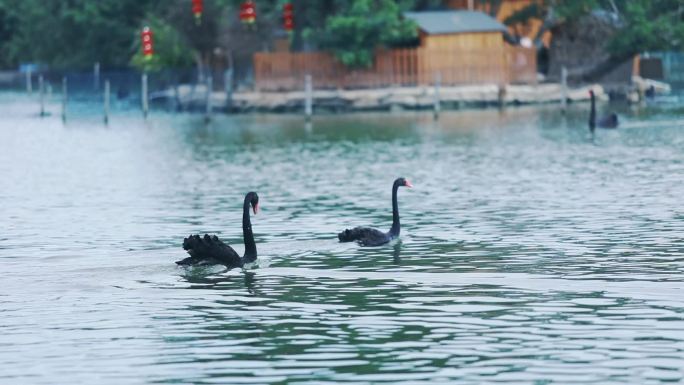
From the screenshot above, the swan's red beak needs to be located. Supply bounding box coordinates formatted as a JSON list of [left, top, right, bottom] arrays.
[[253, 203, 259, 215], [404, 180, 413, 188]]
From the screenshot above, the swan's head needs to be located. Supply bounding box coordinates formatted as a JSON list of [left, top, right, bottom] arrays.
[[246, 191, 259, 214], [395, 177, 413, 188]]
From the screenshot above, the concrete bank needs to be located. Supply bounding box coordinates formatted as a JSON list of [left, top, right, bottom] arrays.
[[168, 83, 608, 113]]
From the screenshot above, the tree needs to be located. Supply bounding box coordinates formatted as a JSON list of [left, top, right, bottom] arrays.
[[0, 0, 160, 69], [505, 0, 684, 81], [507, 0, 684, 54], [130, 16, 195, 73], [304, 0, 421, 68], [608, 0, 684, 55]]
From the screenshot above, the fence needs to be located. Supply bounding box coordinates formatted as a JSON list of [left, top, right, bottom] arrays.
[[253, 46, 537, 91], [0, 67, 238, 121]]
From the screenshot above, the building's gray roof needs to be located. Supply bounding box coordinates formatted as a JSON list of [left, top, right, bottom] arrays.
[[404, 10, 507, 35]]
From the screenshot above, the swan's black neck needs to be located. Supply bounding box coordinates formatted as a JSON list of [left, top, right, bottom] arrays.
[[242, 197, 257, 263], [389, 181, 401, 237], [589, 93, 596, 131]]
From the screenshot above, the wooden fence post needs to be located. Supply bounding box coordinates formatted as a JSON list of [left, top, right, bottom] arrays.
[[205, 75, 213, 122], [498, 84, 507, 109], [104, 80, 110, 125], [224, 68, 233, 111], [94, 62, 100, 91], [26, 69, 33, 94], [141, 73, 149, 118], [433, 71, 441, 120], [561, 66, 568, 113], [61, 77, 67, 122], [305, 74, 313, 120], [39, 75, 45, 117]]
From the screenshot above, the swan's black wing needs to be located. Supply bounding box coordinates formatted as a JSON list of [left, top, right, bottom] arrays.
[[177, 234, 242, 267], [338, 227, 391, 247], [597, 113, 618, 128]]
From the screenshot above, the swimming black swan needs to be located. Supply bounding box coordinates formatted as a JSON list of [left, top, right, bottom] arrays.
[[338, 177, 412, 246], [176, 192, 259, 267], [589, 90, 618, 131]]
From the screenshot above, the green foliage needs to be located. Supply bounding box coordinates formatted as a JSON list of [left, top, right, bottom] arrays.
[[608, 0, 684, 54], [552, 0, 599, 20], [0, 0, 160, 69], [130, 16, 195, 73], [506, 0, 684, 55], [307, 0, 419, 68], [1, 0, 682, 72]]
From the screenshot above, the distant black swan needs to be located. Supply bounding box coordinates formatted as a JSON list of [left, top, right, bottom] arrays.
[[338, 177, 412, 246], [589, 90, 619, 131], [177, 192, 259, 267]]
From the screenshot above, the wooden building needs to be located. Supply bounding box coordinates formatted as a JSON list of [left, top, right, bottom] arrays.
[[253, 10, 536, 90], [403, 10, 510, 84]]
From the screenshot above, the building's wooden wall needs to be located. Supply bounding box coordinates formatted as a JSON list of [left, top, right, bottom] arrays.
[[419, 32, 507, 85], [421, 31, 504, 50], [253, 45, 536, 91]]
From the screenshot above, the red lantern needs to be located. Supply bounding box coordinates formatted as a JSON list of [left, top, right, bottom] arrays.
[[141, 26, 153, 57], [283, 3, 294, 31], [239, 1, 256, 24], [192, 0, 203, 19]]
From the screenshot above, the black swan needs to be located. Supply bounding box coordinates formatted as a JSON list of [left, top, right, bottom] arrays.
[[176, 192, 259, 267], [338, 177, 412, 246], [589, 90, 618, 131]]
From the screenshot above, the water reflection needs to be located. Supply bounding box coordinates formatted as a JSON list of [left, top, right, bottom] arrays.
[[393, 241, 402, 265], [1, 93, 683, 384]]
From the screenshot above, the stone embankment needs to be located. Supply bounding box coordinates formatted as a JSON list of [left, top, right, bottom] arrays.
[[158, 79, 668, 113]]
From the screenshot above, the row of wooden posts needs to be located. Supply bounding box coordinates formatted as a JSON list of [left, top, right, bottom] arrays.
[[26, 65, 571, 122], [29, 72, 151, 124], [29, 72, 483, 122]]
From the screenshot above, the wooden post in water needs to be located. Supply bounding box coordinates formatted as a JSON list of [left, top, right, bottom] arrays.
[[561, 66, 568, 114], [61, 77, 67, 122], [304, 74, 313, 120], [26, 69, 32, 94], [104, 80, 110, 125], [224, 68, 233, 111], [205, 75, 213, 122], [498, 84, 507, 109], [38, 75, 45, 117], [433, 72, 441, 120], [141, 73, 149, 118], [94, 62, 100, 91]]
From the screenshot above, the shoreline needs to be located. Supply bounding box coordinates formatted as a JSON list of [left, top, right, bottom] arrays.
[[168, 83, 610, 113]]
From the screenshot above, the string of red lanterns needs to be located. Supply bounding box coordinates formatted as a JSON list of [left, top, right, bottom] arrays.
[[240, 1, 257, 24], [192, 0, 203, 21], [283, 2, 294, 32], [141, 26, 154, 58]]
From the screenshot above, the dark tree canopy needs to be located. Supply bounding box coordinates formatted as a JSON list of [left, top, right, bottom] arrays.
[[505, 0, 684, 55], [0, 0, 681, 73], [0, 0, 161, 69]]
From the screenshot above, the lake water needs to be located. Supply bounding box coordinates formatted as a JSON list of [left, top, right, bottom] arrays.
[[1, 92, 683, 384]]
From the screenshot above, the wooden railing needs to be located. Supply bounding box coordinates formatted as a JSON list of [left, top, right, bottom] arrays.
[[254, 46, 536, 91]]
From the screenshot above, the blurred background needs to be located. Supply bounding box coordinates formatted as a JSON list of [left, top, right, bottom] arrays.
[[0, 0, 681, 110]]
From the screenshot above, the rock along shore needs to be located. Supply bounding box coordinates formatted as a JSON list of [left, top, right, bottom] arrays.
[[161, 83, 611, 113]]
